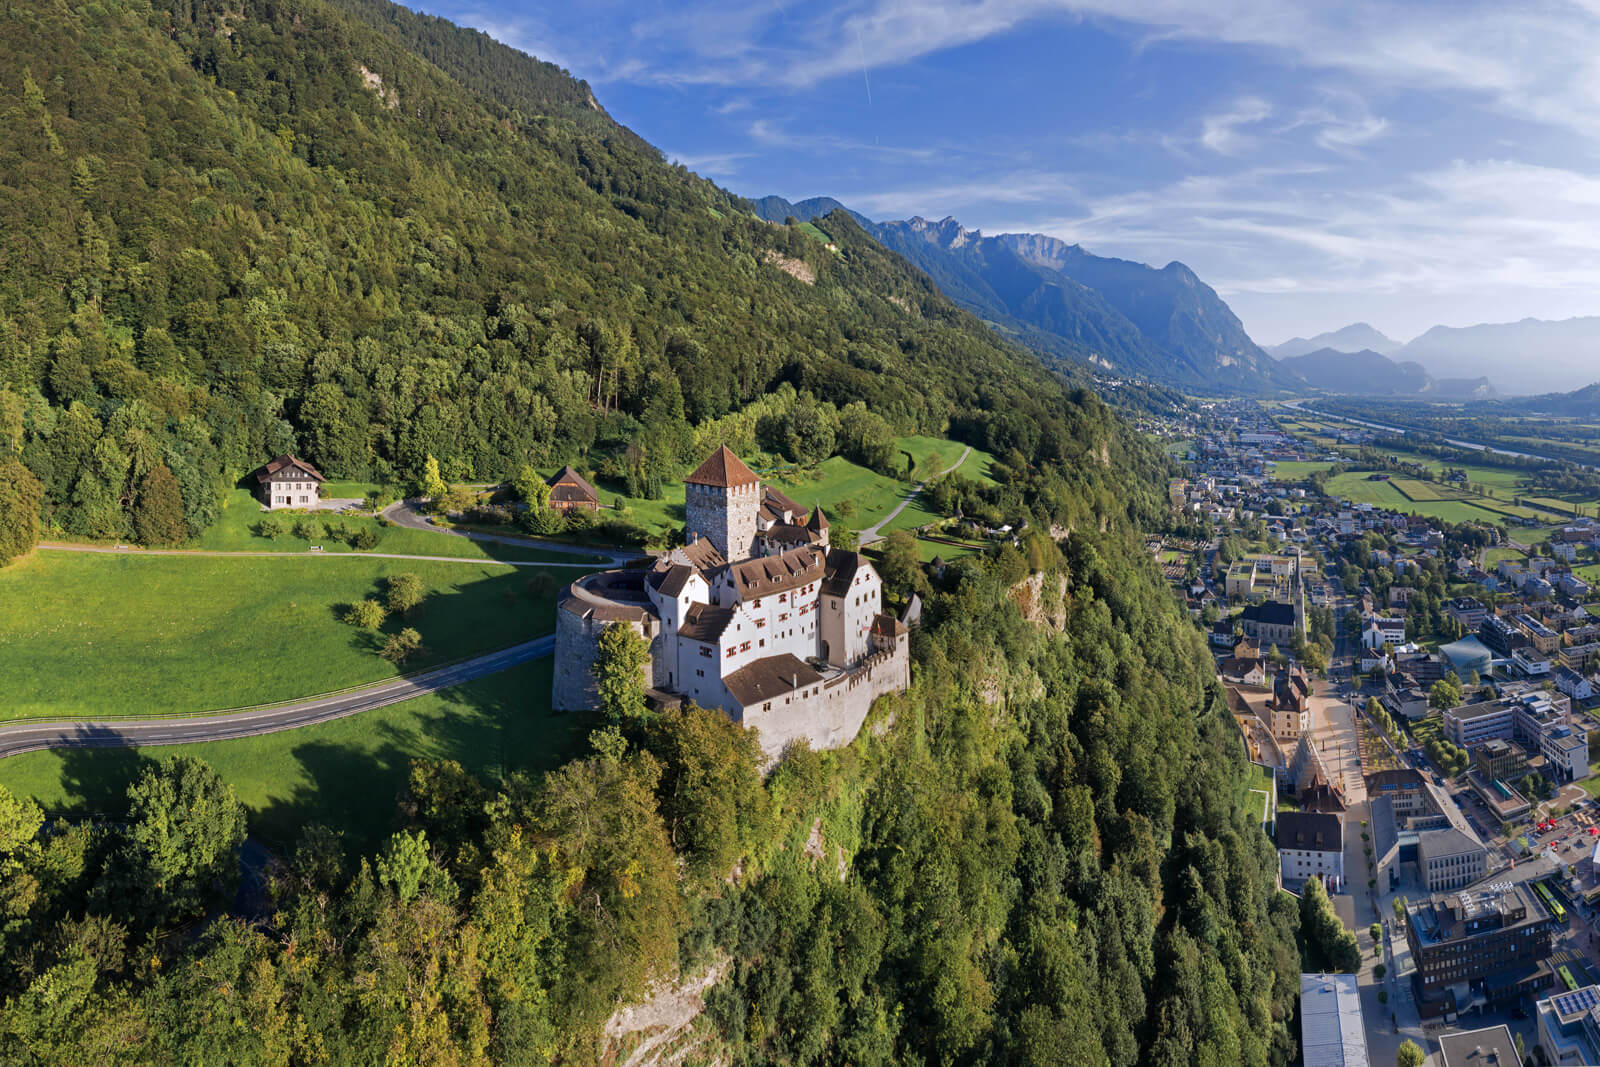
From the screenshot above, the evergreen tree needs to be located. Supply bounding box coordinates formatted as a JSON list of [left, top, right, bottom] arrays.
[[0, 455, 44, 565], [131, 464, 186, 546]]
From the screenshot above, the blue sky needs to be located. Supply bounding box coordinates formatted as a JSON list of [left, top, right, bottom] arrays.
[[417, 0, 1600, 346]]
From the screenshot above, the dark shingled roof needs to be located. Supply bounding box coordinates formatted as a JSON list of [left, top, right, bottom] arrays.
[[871, 613, 907, 638], [649, 563, 697, 598], [722, 545, 825, 599], [1275, 810, 1342, 852], [685, 445, 759, 488], [1242, 600, 1297, 627], [546, 465, 599, 504], [256, 454, 325, 484], [678, 603, 736, 643], [821, 549, 870, 597], [759, 486, 803, 522], [722, 653, 824, 708]]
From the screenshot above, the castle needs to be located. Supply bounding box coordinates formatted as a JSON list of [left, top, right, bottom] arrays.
[[553, 445, 911, 760]]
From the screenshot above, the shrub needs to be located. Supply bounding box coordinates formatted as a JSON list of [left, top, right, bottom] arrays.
[[344, 599, 386, 630], [348, 526, 380, 550], [292, 516, 327, 541], [255, 515, 288, 540], [380, 627, 424, 665]]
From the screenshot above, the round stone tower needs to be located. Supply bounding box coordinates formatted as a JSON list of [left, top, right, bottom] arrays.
[[683, 444, 760, 562]]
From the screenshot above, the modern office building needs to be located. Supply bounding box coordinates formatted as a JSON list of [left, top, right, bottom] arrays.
[[1403, 881, 1554, 1016], [1438, 1025, 1522, 1067], [1537, 984, 1600, 1066]]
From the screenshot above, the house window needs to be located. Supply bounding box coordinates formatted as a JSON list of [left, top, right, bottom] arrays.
[[740, 641, 751, 652], [696, 669, 704, 678], [699, 646, 712, 658]]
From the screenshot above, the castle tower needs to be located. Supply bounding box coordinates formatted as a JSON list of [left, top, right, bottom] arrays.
[[684, 445, 760, 561]]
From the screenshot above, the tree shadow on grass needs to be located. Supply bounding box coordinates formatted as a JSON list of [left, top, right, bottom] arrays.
[[242, 657, 596, 858], [52, 731, 159, 817]]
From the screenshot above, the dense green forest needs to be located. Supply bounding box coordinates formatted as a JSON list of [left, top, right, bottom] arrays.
[[0, 0, 1303, 1061], [0, 0, 1093, 546]]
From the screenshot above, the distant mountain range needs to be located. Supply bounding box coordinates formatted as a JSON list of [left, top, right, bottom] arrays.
[[1269, 323, 1399, 359], [1274, 348, 1496, 399], [752, 195, 1295, 393], [1272, 317, 1600, 396]]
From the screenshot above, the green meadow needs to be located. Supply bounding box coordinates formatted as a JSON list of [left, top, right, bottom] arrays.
[[0, 551, 585, 718], [0, 658, 587, 855], [190, 488, 603, 564]]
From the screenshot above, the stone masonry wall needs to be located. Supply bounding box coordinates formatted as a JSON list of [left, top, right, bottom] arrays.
[[740, 643, 910, 763], [552, 608, 660, 712]]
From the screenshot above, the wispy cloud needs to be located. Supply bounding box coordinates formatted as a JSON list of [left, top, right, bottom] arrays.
[[1200, 97, 1271, 154]]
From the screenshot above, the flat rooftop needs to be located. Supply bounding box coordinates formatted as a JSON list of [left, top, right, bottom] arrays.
[[1299, 973, 1369, 1067], [1437, 1024, 1522, 1067]]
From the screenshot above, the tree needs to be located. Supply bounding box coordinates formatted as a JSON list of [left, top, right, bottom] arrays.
[[1429, 675, 1462, 710], [387, 572, 424, 616], [418, 454, 446, 500], [876, 530, 928, 603], [514, 465, 551, 512], [132, 464, 187, 546], [255, 514, 288, 540], [643, 704, 771, 886], [114, 756, 247, 926], [381, 627, 424, 665], [1393, 897, 1406, 922], [593, 623, 649, 722], [1299, 877, 1360, 973], [830, 522, 860, 552], [0, 454, 44, 565], [1397, 1039, 1425, 1067], [344, 599, 386, 630]]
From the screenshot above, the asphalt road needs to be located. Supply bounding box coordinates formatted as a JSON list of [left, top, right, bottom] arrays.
[[40, 542, 606, 569], [0, 635, 555, 759], [859, 445, 972, 545]]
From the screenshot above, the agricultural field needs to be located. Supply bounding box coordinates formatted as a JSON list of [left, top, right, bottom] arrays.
[[0, 551, 583, 718], [1322, 470, 1569, 528], [0, 658, 584, 855]]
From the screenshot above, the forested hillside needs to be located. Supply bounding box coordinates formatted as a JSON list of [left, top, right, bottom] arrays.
[[0, 0, 1300, 1062], [0, 0, 1082, 542]]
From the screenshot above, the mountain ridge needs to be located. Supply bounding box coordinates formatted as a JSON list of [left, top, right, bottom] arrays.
[[752, 197, 1295, 392]]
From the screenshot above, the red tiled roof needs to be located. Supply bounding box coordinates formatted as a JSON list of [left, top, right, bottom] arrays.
[[684, 445, 759, 489], [723, 546, 825, 599], [806, 505, 829, 531]]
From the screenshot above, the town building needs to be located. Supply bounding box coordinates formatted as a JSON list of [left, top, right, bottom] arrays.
[[1417, 827, 1489, 891], [254, 454, 325, 510], [1299, 973, 1369, 1067], [553, 446, 910, 761], [1445, 596, 1489, 631], [1438, 1025, 1523, 1067], [1439, 637, 1494, 681], [1361, 613, 1407, 650], [1537, 983, 1600, 1065], [1404, 881, 1554, 1016], [1276, 810, 1344, 891], [1473, 738, 1526, 781], [1238, 600, 1301, 647], [545, 465, 600, 512]]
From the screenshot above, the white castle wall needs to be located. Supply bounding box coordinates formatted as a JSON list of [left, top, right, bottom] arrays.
[[739, 642, 911, 763]]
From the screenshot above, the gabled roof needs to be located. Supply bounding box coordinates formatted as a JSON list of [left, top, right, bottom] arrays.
[[821, 549, 871, 597], [760, 486, 802, 520], [1276, 810, 1342, 852], [648, 563, 698, 598], [547, 465, 599, 503], [662, 537, 727, 573], [685, 445, 759, 489], [678, 604, 736, 643], [722, 545, 826, 600], [256, 454, 325, 484], [722, 653, 824, 708]]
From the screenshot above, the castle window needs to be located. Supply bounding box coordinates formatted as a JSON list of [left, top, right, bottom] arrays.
[[740, 641, 751, 652], [699, 646, 711, 658], [726, 648, 736, 658]]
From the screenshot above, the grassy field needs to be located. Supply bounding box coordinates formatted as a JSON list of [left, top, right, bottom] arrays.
[[765, 456, 911, 532], [1268, 460, 1337, 482], [1486, 546, 1526, 566], [1323, 472, 1503, 524], [190, 489, 602, 564], [0, 551, 581, 718], [894, 435, 997, 484], [0, 658, 587, 855]]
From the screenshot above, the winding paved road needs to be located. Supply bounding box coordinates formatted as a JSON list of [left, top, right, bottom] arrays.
[[859, 445, 972, 545], [0, 636, 555, 759]]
